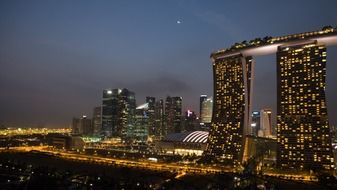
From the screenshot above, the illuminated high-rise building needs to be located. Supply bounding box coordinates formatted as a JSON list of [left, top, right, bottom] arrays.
[[277, 42, 334, 170], [204, 55, 253, 165], [72, 115, 93, 135], [206, 26, 337, 169], [132, 103, 149, 143], [92, 106, 102, 135], [101, 88, 136, 138], [183, 110, 198, 131], [251, 111, 260, 136], [200, 95, 207, 118], [72, 117, 80, 134], [165, 96, 182, 135], [154, 99, 164, 139], [200, 95, 213, 124], [146, 97, 156, 136], [259, 109, 272, 137]]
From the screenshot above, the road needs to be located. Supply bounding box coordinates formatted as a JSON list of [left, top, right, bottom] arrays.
[[0, 146, 230, 175], [0, 146, 319, 182]]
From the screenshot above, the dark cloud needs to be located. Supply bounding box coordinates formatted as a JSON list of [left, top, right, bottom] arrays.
[[0, 0, 337, 127]]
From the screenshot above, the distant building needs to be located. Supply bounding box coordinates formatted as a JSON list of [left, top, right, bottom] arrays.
[[101, 88, 136, 138], [132, 103, 149, 143], [200, 95, 213, 124], [72, 118, 80, 134], [92, 106, 102, 135], [154, 99, 164, 139], [251, 111, 260, 136], [146, 97, 156, 136], [200, 95, 207, 118], [165, 96, 182, 134], [72, 115, 93, 135], [47, 134, 84, 150], [259, 109, 272, 137], [183, 110, 199, 131]]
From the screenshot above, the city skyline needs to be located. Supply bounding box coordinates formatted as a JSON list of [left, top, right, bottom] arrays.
[[1, 0, 337, 128], [2, 1, 337, 188]]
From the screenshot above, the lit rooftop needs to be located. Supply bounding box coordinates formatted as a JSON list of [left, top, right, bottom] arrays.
[[211, 26, 337, 59]]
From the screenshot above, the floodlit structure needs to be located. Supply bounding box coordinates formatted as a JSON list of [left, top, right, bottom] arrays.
[[205, 26, 337, 170], [156, 131, 208, 156]]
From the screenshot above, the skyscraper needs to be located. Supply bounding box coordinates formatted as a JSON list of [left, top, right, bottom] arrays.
[[183, 110, 198, 131], [101, 88, 136, 138], [259, 109, 272, 137], [72, 115, 93, 135], [205, 55, 253, 165], [251, 111, 261, 136], [92, 106, 102, 135], [200, 95, 207, 118], [72, 117, 80, 134], [200, 96, 213, 124], [146, 97, 156, 136], [165, 96, 182, 135], [133, 103, 149, 143], [277, 42, 334, 170], [154, 99, 164, 139], [206, 26, 337, 169]]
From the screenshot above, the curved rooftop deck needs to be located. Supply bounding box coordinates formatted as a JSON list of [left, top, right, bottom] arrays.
[[211, 26, 337, 59]]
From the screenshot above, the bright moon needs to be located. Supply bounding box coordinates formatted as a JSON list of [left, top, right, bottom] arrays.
[[177, 20, 182, 24]]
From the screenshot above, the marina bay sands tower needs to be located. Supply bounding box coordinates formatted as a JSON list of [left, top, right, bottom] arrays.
[[205, 26, 337, 170]]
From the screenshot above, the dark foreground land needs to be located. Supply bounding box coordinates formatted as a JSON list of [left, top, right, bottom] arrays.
[[0, 151, 336, 190]]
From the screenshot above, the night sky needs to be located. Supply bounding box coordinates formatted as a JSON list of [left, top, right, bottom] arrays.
[[1, 0, 337, 128]]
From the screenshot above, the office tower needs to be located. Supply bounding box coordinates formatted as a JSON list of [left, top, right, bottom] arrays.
[[79, 115, 93, 135], [205, 55, 253, 165], [146, 97, 156, 136], [259, 109, 272, 137], [133, 103, 149, 143], [200, 95, 207, 118], [154, 99, 164, 139], [251, 111, 261, 136], [277, 42, 334, 170], [72, 117, 80, 134], [165, 96, 182, 134], [101, 88, 136, 138], [72, 115, 93, 135], [200, 96, 213, 124], [184, 110, 198, 131], [92, 106, 102, 135]]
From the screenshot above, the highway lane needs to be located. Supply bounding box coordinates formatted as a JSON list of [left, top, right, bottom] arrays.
[[0, 146, 319, 182], [0, 146, 229, 175]]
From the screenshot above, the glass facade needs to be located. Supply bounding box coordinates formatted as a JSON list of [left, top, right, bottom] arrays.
[[101, 88, 136, 138], [92, 106, 102, 135], [154, 99, 165, 139], [146, 97, 156, 136], [165, 96, 182, 135]]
